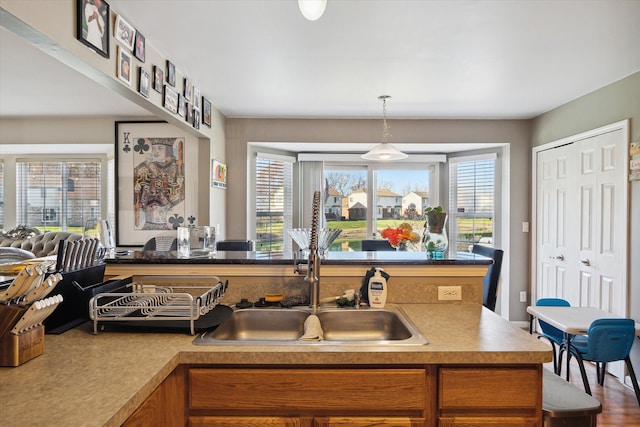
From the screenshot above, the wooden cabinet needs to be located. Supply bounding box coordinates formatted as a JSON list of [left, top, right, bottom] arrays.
[[189, 367, 431, 426], [437, 366, 542, 427]]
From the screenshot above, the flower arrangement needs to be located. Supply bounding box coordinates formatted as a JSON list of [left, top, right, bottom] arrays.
[[381, 222, 420, 248]]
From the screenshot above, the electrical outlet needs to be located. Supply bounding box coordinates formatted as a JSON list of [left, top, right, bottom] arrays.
[[438, 286, 462, 301], [520, 291, 527, 302], [522, 221, 530, 233]]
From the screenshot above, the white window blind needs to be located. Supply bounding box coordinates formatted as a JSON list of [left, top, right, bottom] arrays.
[[16, 160, 101, 233], [449, 155, 496, 253], [255, 155, 293, 251]]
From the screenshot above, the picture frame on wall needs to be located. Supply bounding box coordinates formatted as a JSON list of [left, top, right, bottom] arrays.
[[114, 13, 135, 51], [117, 47, 132, 85], [115, 121, 199, 246], [185, 104, 194, 125], [138, 67, 150, 97], [193, 108, 200, 129], [76, 0, 110, 58], [177, 94, 186, 117], [212, 159, 227, 189], [163, 85, 179, 113], [166, 60, 176, 86], [184, 78, 193, 104], [134, 31, 145, 62], [202, 97, 212, 127], [153, 65, 163, 93], [193, 86, 201, 110]]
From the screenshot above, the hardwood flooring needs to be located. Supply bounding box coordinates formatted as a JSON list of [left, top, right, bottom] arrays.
[[544, 356, 640, 426]]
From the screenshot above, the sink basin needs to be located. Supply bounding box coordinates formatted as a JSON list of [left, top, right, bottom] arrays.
[[193, 304, 428, 346]]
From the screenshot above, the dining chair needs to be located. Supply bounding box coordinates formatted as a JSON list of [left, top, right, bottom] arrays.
[[471, 244, 504, 311], [216, 240, 254, 251], [142, 235, 177, 252], [534, 298, 571, 375], [361, 239, 394, 251], [564, 318, 640, 406]]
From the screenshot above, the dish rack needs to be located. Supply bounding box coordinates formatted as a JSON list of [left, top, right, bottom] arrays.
[[89, 275, 227, 335]]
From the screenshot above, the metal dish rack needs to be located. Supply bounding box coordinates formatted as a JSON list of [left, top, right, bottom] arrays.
[[89, 276, 227, 335]]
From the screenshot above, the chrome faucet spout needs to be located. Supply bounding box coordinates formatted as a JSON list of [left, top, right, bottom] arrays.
[[307, 190, 322, 313]]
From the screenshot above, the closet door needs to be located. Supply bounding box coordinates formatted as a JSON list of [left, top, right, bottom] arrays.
[[536, 143, 578, 303]]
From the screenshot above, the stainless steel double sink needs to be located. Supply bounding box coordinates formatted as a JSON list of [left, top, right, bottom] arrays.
[[193, 304, 429, 346]]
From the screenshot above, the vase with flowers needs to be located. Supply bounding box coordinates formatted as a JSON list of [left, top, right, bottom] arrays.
[[381, 222, 420, 251], [423, 206, 448, 258]]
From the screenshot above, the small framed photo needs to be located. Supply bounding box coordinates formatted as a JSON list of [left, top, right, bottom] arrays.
[[193, 108, 200, 129], [76, 0, 110, 58], [212, 160, 227, 189], [117, 46, 132, 85], [193, 86, 201, 111], [114, 14, 135, 51], [184, 78, 193, 104], [202, 97, 212, 128], [166, 60, 176, 86], [134, 31, 145, 62], [153, 65, 163, 93], [163, 85, 179, 113], [138, 67, 150, 97], [177, 94, 186, 117], [185, 104, 194, 125]]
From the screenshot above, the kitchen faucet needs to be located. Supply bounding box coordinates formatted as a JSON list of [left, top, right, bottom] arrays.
[[306, 190, 321, 313]]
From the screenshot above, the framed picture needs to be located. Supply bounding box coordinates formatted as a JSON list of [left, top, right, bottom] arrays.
[[177, 94, 185, 117], [114, 14, 135, 51], [212, 160, 227, 189], [185, 104, 193, 125], [163, 85, 178, 113], [184, 78, 193, 104], [202, 97, 212, 127], [153, 65, 163, 93], [134, 31, 145, 62], [76, 0, 110, 58], [115, 121, 199, 246], [138, 67, 150, 97], [193, 86, 201, 110], [166, 60, 176, 86], [117, 46, 132, 85], [193, 108, 200, 129]]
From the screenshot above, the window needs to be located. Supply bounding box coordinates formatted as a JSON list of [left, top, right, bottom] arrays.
[[323, 164, 434, 251], [448, 155, 496, 253], [255, 154, 294, 251], [16, 160, 101, 233]]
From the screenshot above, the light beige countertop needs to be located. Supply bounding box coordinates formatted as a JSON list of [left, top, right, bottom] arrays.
[[0, 303, 551, 427]]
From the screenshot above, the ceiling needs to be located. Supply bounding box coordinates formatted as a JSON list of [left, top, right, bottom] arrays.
[[1, 0, 639, 122]]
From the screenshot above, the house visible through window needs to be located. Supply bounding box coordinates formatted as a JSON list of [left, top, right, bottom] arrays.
[[16, 160, 101, 233], [448, 155, 496, 253]]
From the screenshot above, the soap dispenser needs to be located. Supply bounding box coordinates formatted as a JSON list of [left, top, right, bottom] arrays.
[[367, 268, 388, 308]]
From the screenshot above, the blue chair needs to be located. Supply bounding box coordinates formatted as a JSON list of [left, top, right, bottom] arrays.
[[565, 318, 640, 406], [361, 239, 394, 251], [216, 240, 254, 251], [534, 298, 571, 375], [471, 244, 503, 311]]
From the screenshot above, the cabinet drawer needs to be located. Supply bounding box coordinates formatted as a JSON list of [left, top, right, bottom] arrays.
[[189, 416, 310, 427], [439, 367, 540, 409], [315, 417, 427, 426], [439, 416, 539, 427], [190, 368, 427, 411]]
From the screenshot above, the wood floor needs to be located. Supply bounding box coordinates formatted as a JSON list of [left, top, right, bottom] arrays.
[[544, 356, 640, 426]]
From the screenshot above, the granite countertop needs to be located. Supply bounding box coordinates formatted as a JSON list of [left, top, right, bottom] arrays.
[[105, 250, 493, 266], [0, 303, 551, 427]]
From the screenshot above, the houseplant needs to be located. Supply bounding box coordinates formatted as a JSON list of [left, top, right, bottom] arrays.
[[381, 223, 420, 251], [423, 206, 448, 258]]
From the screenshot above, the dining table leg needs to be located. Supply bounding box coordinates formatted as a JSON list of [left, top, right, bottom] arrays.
[[564, 332, 572, 381]]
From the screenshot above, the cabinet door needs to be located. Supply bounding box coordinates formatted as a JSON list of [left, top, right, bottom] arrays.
[[189, 416, 312, 427], [314, 417, 427, 427], [438, 417, 538, 427]]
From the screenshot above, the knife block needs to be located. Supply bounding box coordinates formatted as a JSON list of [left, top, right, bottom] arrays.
[[0, 325, 45, 367]]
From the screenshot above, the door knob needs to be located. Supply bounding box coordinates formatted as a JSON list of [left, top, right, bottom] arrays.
[[550, 255, 565, 261], [580, 258, 591, 266]]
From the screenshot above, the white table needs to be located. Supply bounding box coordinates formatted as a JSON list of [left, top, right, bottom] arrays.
[[527, 306, 640, 379]]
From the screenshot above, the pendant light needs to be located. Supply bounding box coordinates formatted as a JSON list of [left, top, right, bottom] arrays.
[[298, 0, 327, 21], [361, 95, 408, 161]]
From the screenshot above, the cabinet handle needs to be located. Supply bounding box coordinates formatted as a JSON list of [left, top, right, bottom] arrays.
[[580, 258, 591, 266], [550, 255, 565, 261]]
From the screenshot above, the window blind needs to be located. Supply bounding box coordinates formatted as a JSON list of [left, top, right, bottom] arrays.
[[255, 155, 293, 252], [16, 160, 101, 233], [449, 157, 495, 253]]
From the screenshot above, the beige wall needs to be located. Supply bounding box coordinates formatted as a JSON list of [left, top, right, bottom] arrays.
[[226, 118, 532, 320], [531, 71, 640, 364]]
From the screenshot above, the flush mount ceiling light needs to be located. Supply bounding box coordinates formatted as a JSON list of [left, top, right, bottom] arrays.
[[298, 0, 327, 21], [361, 95, 408, 161]]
